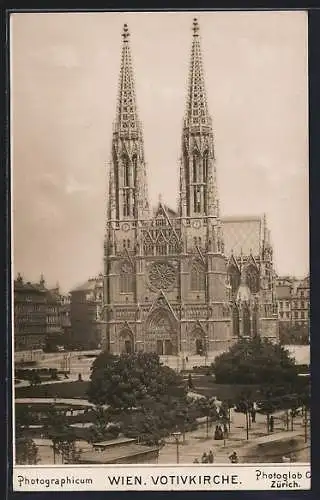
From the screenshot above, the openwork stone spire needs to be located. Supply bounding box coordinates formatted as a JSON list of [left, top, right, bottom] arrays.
[[184, 18, 211, 129], [107, 24, 149, 223], [115, 23, 139, 134]]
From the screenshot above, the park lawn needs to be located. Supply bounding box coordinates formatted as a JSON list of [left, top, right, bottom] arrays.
[[15, 381, 90, 400]]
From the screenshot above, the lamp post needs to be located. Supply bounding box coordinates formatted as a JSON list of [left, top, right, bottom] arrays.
[[172, 431, 182, 464]]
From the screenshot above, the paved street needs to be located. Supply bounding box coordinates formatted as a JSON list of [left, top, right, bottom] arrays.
[[158, 410, 308, 464]]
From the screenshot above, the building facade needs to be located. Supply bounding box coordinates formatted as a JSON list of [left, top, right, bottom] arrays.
[[102, 20, 278, 357], [70, 275, 103, 349], [275, 275, 310, 327], [14, 274, 48, 351]]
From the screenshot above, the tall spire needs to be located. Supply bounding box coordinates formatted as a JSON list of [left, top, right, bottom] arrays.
[[185, 18, 211, 129], [180, 18, 220, 223], [107, 24, 149, 223], [115, 23, 140, 135]]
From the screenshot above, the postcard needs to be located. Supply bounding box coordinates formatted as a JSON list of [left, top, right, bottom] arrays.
[[10, 10, 310, 491]]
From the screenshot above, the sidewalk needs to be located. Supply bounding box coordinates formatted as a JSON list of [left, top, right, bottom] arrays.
[[158, 409, 305, 464]]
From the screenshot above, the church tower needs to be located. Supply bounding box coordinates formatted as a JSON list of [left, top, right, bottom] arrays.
[[103, 24, 150, 352], [107, 23, 149, 224], [179, 19, 232, 354]]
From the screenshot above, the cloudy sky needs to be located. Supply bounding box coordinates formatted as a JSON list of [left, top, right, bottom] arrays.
[[11, 10, 309, 292]]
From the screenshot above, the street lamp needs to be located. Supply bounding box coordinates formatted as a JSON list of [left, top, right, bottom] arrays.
[[172, 431, 182, 464]]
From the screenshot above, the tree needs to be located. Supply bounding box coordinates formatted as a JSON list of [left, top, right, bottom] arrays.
[[43, 405, 80, 464], [16, 437, 40, 465], [87, 352, 186, 409], [212, 337, 299, 388], [88, 406, 121, 443]]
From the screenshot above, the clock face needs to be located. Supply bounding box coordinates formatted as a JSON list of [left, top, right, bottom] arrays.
[[122, 223, 130, 232], [193, 220, 201, 229], [148, 262, 176, 290]]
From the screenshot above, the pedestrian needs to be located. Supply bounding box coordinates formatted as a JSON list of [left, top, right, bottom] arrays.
[[208, 450, 214, 463], [186, 356, 189, 363], [269, 415, 274, 433], [201, 452, 208, 463], [223, 422, 228, 436], [229, 451, 239, 464], [193, 458, 199, 463], [251, 408, 256, 423]]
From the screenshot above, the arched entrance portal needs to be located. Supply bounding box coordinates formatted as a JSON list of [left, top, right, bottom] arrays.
[[192, 328, 206, 356], [146, 308, 178, 355]]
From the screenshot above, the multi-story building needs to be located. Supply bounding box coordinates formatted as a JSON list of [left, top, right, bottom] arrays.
[[14, 273, 47, 351], [275, 277, 293, 323], [101, 20, 278, 357], [291, 276, 309, 327], [275, 275, 310, 328], [69, 274, 103, 349]]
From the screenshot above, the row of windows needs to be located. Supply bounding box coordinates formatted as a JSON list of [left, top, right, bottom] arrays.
[[292, 300, 309, 309], [143, 241, 180, 256], [279, 300, 309, 309]]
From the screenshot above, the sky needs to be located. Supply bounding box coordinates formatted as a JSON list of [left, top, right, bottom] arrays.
[[11, 10, 309, 293]]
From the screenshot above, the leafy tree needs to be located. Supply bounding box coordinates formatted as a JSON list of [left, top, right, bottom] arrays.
[[43, 405, 80, 464], [88, 406, 121, 443], [88, 352, 186, 409], [212, 337, 299, 387], [279, 323, 309, 346], [16, 437, 40, 465]]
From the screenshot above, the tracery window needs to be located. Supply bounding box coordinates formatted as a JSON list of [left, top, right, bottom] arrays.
[[156, 235, 167, 256], [243, 304, 251, 337], [245, 265, 260, 294], [228, 265, 241, 295], [123, 189, 130, 217], [232, 304, 240, 336], [191, 261, 206, 291], [193, 151, 199, 182], [203, 150, 208, 183], [119, 262, 134, 293], [194, 186, 201, 213], [123, 156, 130, 187], [143, 235, 154, 256]]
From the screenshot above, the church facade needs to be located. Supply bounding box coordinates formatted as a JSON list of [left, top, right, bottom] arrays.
[[102, 20, 278, 357]]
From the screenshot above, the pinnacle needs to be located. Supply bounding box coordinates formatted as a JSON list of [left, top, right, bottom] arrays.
[[115, 23, 139, 134], [185, 18, 211, 128]]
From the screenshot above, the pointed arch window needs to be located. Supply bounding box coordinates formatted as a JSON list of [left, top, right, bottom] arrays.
[[191, 261, 206, 291], [228, 265, 241, 295], [243, 304, 251, 337], [203, 150, 209, 183], [168, 236, 179, 255], [123, 156, 130, 187], [194, 186, 201, 213], [119, 262, 134, 293], [156, 234, 167, 256], [143, 235, 154, 256], [193, 151, 199, 183], [123, 189, 130, 217], [246, 265, 260, 294], [232, 304, 240, 336]]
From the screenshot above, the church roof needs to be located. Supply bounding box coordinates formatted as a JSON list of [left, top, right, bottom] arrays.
[[221, 216, 263, 257]]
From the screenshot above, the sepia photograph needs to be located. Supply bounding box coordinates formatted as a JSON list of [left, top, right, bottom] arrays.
[[11, 9, 310, 491]]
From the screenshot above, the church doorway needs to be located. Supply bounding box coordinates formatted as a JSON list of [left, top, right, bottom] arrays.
[[195, 338, 204, 355], [146, 308, 178, 355], [119, 330, 134, 354]]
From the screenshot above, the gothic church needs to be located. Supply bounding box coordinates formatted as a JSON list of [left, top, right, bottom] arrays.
[[103, 20, 278, 358]]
